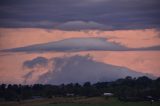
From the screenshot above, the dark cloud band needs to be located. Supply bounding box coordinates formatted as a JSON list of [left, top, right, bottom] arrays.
[[0, 0, 160, 30]]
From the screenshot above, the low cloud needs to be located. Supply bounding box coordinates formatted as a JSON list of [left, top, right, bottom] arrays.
[[23, 55, 154, 84]]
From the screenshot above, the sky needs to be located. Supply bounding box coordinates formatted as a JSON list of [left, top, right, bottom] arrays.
[[0, 0, 160, 84]]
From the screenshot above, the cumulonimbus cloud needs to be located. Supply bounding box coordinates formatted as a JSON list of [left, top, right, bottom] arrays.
[[2, 37, 160, 53], [23, 55, 154, 84]]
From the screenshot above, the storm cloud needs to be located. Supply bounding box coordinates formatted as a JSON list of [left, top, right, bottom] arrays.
[[23, 55, 153, 84], [0, 0, 160, 30], [2, 37, 160, 52]]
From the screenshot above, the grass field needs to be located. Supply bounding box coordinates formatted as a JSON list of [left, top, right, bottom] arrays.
[[40, 102, 160, 106], [1, 102, 159, 106], [0, 97, 160, 106], [40, 98, 160, 106]]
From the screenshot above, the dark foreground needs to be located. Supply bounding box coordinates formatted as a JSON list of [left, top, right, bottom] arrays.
[[0, 97, 160, 106]]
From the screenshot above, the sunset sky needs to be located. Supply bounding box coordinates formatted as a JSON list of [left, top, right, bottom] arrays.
[[0, 0, 160, 84]]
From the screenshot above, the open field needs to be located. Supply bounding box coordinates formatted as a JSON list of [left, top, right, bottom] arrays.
[[0, 97, 160, 106]]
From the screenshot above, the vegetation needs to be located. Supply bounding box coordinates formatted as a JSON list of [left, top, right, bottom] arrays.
[[0, 76, 160, 102]]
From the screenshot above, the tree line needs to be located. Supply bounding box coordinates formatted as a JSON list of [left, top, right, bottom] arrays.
[[0, 76, 160, 101]]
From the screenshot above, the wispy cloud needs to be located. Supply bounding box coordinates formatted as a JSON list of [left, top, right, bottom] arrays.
[[23, 57, 48, 68]]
